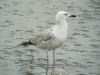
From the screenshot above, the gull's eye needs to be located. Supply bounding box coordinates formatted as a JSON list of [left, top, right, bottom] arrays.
[[65, 14, 67, 15]]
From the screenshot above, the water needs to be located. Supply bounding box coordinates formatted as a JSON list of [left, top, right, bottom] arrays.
[[0, 0, 100, 75]]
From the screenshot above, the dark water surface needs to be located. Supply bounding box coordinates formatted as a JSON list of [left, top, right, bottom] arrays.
[[0, 0, 100, 75]]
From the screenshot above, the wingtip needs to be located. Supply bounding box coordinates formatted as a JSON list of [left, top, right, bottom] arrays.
[[20, 42, 33, 46]]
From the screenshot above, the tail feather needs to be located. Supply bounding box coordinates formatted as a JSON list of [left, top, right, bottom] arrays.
[[20, 41, 33, 46]]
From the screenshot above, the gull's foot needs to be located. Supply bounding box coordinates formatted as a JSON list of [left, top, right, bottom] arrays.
[[48, 65, 55, 70], [45, 64, 55, 70]]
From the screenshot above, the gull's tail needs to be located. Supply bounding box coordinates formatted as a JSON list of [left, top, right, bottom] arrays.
[[20, 41, 33, 46]]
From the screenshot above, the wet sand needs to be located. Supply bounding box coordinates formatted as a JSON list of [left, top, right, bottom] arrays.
[[0, 0, 100, 75]]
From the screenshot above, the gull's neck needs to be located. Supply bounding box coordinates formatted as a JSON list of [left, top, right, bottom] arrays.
[[56, 20, 67, 27], [52, 20, 68, 41]]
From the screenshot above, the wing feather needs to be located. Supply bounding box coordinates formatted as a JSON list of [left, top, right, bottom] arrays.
[[29, 28, 54, 45]]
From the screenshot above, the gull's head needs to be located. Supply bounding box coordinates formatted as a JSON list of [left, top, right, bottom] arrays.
[[56, 11, 76, 23]]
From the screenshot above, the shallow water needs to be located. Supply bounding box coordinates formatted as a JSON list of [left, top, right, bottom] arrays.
[[0, 0, 100, 75]]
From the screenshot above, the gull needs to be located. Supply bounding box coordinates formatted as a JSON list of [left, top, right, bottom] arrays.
[[20, 11, 76, 74]]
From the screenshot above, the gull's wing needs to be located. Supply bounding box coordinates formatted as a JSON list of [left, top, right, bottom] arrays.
[[29, 28, 55, 45], [21, 28, 63, 50]]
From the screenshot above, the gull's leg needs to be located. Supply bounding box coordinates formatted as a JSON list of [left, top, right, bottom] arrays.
[[46, 50, 49, 75], [52, 50, 55, 70]]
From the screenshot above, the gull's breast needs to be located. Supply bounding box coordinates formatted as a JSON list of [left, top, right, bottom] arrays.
[[52, 25, 68, 42]]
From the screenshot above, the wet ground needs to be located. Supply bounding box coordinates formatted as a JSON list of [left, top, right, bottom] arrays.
[[0, 0, 100, 75]]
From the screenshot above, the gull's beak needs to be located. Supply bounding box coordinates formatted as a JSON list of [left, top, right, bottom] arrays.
[[69, 15, 76, 17]]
